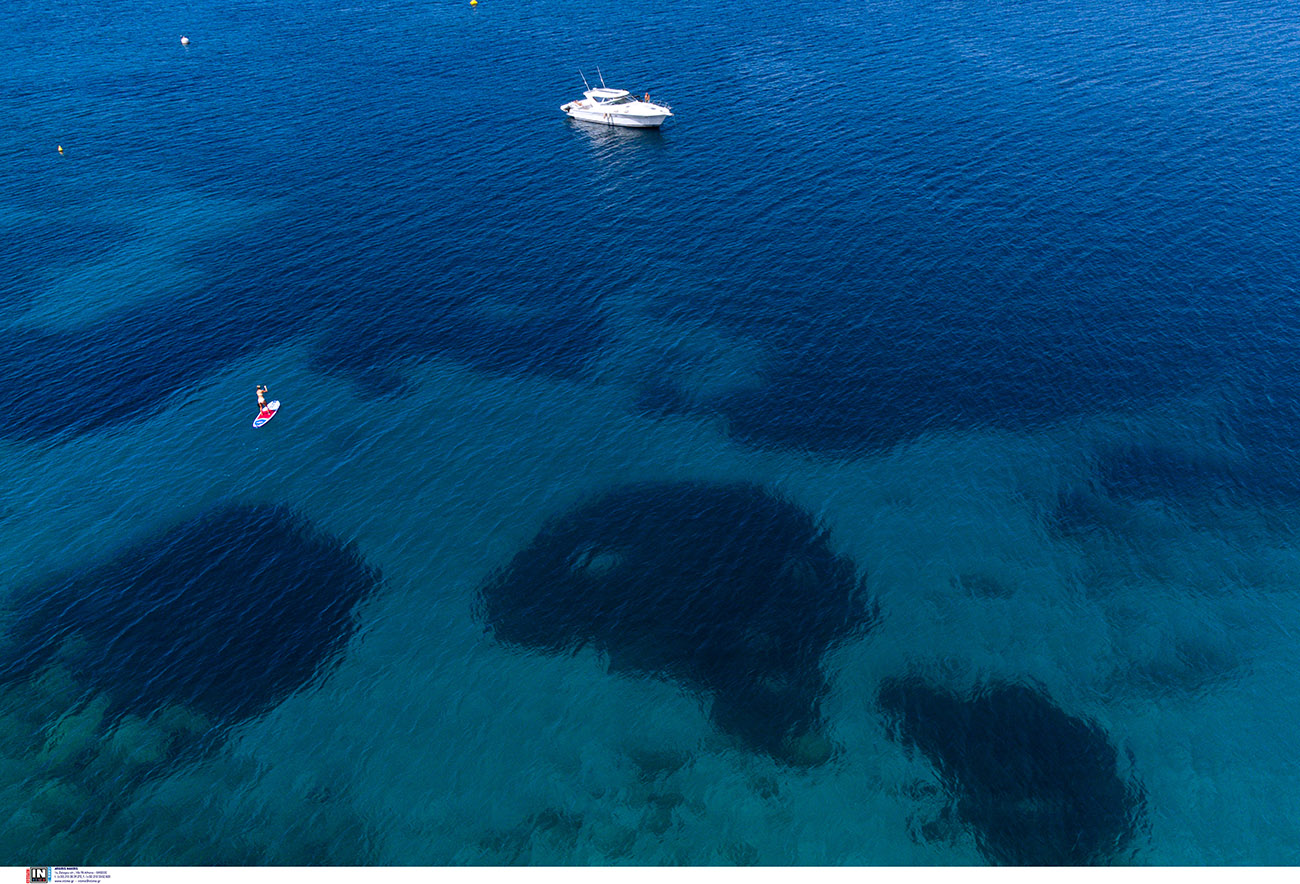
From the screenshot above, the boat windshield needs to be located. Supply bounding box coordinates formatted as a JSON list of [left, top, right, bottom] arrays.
[[600, 95, 634, 105]]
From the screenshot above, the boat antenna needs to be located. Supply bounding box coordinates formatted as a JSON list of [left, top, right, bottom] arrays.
[[579, 70, 591, 90], [598, 67, 606, 88]]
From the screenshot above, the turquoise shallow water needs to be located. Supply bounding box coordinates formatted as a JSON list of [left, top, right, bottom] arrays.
[[2, 0, 1300, 865]]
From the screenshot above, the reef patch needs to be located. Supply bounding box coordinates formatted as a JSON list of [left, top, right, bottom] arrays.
[[477, 481, 878, 765], [1, 503, 381, 728], [878, 677, 1144, 865]]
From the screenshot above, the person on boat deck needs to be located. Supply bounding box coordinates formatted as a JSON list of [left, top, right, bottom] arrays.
[[257, 385, 269, 411]]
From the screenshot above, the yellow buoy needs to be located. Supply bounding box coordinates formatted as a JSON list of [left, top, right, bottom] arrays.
[[57, 145, 63, 154], [470, 1, 476, 5]]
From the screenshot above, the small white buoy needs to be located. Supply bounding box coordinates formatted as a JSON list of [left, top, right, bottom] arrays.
[[180, 35, 190, 46]]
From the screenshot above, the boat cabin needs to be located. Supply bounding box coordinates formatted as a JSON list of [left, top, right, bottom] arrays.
[[586, 88, 636, 105]]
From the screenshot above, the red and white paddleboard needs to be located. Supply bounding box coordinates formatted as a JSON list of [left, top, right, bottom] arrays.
[[253, 400, 280, 428]]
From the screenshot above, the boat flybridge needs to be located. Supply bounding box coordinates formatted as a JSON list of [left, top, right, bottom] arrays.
[[561, 72, 672, 129]]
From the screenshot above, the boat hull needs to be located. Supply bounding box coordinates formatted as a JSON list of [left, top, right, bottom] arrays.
[[561, 103, 670, 129]]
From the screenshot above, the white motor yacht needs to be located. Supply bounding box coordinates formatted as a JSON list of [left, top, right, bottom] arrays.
[[561, 78, 672, 129]]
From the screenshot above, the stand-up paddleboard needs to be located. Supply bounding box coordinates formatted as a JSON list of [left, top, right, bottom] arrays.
[[253, 400, 280, 428]]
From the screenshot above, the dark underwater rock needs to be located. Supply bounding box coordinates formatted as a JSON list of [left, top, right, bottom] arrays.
[[0, 231, 326, 442], [309, 289, 608, 394], [0, 503, 381, 727], [878, 677, 1144, 865], [1097, 443, 1297, 504], [1049, 439, 1300, 543], [651, 285, 1234, 457], [476, 480, 878, 765]]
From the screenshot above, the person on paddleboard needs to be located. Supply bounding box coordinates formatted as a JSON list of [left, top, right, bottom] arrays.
[[257, 385, 270, 411]]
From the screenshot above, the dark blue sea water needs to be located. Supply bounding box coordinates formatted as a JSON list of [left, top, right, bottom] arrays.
[[2, 0, 1300, 865]]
